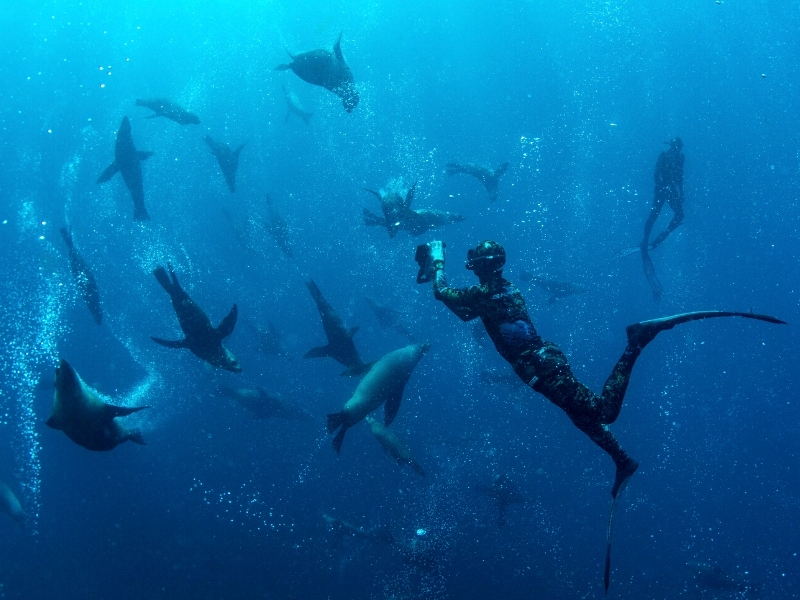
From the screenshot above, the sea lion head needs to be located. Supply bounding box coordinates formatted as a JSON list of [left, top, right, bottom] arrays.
[[54, 359, 81, 398]]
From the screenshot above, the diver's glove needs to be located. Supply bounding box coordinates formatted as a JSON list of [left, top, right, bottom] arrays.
[[415, 241, 446, 284]]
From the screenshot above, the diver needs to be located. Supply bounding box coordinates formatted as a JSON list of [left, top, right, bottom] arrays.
[[415, 239, 784, 499], [642, 137, 685, 251]]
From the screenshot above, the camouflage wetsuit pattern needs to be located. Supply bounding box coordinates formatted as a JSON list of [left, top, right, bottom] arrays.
[[433, 269, 640, 472]]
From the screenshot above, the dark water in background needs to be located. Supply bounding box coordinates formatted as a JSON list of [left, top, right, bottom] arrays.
[[0, 0, 798, 598]]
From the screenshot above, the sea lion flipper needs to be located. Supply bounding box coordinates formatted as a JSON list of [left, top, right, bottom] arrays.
[[138, 150, 154, 161], [153, 266, 174, 293], [45, 416, 61, 430], [275, 63, 292, 71], [333, 32, 344, 61], [304, 344, 331, 359], [494, 162, 509, 178], [104, 404, 149, 420], [347, 326, 359, 338], [216, 304, 238, 339], [363, 208, 387, 227], [340, 361, 374, 377], [151, 336, 188, 349], [97, 162, 119, 183], [362, 188, 382, 200], [383, 393, 402, 427], [405, 181, 417, 209], [234, 143, 246, 157]]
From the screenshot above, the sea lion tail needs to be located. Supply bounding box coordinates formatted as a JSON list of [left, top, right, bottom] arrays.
[[133, 205, 151, 221], [127, 430, 147, 446], [445, 163, 462, 177], [410, 460, 426, 478], [59, 227, 73, 248], [153, 266, 174, 293], [327, 411, 345, 435], [494, 162, 510, 178], [331, 426, 347, 455]]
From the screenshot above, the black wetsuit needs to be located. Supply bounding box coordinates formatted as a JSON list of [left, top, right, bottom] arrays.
[[433, 268, 640, 477], [642, 146, 685, 249]]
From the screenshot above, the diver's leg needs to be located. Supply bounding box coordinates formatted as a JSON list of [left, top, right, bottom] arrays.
[[597, 344, 643, 425], [641, 192, 666, 247], [649, 195, 684, 250], [576, 419, 638, 499]]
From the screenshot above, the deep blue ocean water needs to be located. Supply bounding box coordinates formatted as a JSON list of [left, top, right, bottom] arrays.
[[0, 1, 798, 598]]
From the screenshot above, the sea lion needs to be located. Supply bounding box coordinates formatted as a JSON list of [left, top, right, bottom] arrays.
[[59, 227, 102, 325], [520, 272, 588, 304], [365, 296, 416, 342], [151, 264, 241, 373], [204, 135, 246, 193], [0, 483, 26, 526], [304, 280, 372, 376], [445, 161, 509, 203], [327, 343, 430, 454], [275, 32, 359, 112], [135, 98, 200, 125], [282, 84, 313, 125], [365, 416, 425, 477], [219, 386, 313, 421], [97, 116, 154, 221], [322, 513, 393, 545], [47, 359, 148, 451], [363, 182, 465, 238], [476, 474, 525, 526], [265, 194, 293, 258]]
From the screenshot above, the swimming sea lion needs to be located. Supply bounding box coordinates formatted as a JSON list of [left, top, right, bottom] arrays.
[[520, 272, 588, 304], [327, 343, 430, 454], [282, 84, 313, 125], [445, 161, 509, 203], [305, 280, 372, 376], [275, 32, 359, 112], [204, 135, 246, 193], [47, 359, 148, 451], [151, 264, 242, 373], [135, 98, 200, 125], [59, 227, 102, 325], [362, 182, 465, 238], [0, 483, 26, 526], [219, 386, 314, 421], [475, 474, 525, 526], [246, 318, 291, 360], [365, 416, 425, 477], [97, 116, 153, 221], [365, 296, 416, 342]]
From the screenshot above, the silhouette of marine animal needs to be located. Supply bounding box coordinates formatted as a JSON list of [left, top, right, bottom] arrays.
[[151, 265, 241, 372], [59, 227, 102, 325], [276, 32, 359, 112], [246, 318, 291, 360], [97, 116, 153, 221], [204, 135, 245, 193], [520, 272, 588, 304], [445, 161, 509, 203], [282, 84, 313, 125], [476, 474, 525, 526], [47, 359, 148, 451], [0, 483, 26, 526], [135, 98, 200, 124], [363, 182, 464, 238], [304, 280, 372, 376], [265, 194, 293, 258], [219, 386, 314, 421], [365, 416, 426, 477], [327, 343, 430, 454], [365, 296, 417, 342]]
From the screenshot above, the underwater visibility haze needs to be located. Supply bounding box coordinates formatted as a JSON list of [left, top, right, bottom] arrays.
[[0, 0, 799, 598]]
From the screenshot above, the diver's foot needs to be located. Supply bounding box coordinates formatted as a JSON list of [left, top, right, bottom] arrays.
[[611, 458, 639, 499]]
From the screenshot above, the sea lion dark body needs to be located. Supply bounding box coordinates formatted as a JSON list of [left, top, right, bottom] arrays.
[[365, 296, 416, 342], [520, 272, 588, 304], [47, 359, 147, 451], [246, 318, 291, 360], [276, 33, 359, 112], [59, 227, 102, 325], [305, 280, 372, 376], [97, 116, 153, 221], [135, 98, 200, 125], [363, 182, 464, 238], [476, 474, 525, 526], [205, 135, 245, 193], [446, 162, 509, 203], [151, 265, 241, 372], [265, 194, 293, 258], [282, 84, 313, 125], [220, 386, 313, 421]]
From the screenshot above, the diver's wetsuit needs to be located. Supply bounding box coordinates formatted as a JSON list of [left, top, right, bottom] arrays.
[[642, 144, 685, 249], [433, 268, 640, 493]]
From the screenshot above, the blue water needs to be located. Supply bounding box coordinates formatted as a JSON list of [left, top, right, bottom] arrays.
[[0, 1, 798, 598]]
